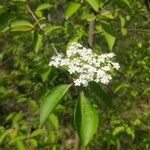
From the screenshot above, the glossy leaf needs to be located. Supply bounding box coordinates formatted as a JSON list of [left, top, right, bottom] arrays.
[[65, 2, 81, 19], [49, 113, 59, 129], [40, 84, 70, 127], [100, 21, 116, 50], [35, 3, 53, 17], [44, 25, 62, 35], [11, 20, 34, 31], [74, 92, 99, 146], [33, 32, 43, 53], [86, 0, 99, 12], [3, 20, 34, 32], [36, 3, 52, 12]]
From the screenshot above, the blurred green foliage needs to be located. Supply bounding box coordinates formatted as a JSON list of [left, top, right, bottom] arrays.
[[0, 0, 150, 149]]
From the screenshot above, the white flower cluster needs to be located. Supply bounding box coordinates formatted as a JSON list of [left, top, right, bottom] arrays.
[[49, 43, 120, 86]]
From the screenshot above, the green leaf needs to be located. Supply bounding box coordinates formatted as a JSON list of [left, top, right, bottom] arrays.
[[121, 28, 127, 36], [101, 11, 114, 19], [40, 84, 70, 127], [89, 82, 113, 107], [115, 0, 131, 8], [120, 0, 130, 7], [28, 139, 37, 147], [0, 129, 13, 144], [137, 42, 142, 48], [49, 114, 59, 129], [142, 87, 150, 95], [97, 0, 107, 8], [0, 5, 6, 14], [119, 16, 126, 28], [65, 2, 81, 19], [36, 3, 53, 11], [30, 129, 44, 138], [99, 21, 116, 50], [126, 15, 130, 21], [132, 119, 141, 126], [3, 20, 34, 32], [35, 3, 53, 18], [85, 0, 99, 12], [126, 127, 134, 139], [40, 65, 51, 82], [81, 12, 96, 21], [114, 83, 130, 93], [11, 20, 34, 31], [74, 92, 99, 146], [44, 25, 62, 35], [33, 32, 43, 53], [9, 136, 26, 144], [113, 126, 125, 136], [16, 140, 25, 150]]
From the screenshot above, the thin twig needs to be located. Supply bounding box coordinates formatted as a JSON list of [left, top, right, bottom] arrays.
[[51, 44, 59, 54], [126, 28, 150, 32], [25, 4, 43, 30]]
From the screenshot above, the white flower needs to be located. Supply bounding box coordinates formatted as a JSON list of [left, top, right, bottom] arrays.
[[49, 42, 120, 87], [106, 52, 115, 58], [101, 66, 111, 71], [49, 54, 63, 68], [81, 80, 88, 87], [101, 77, 110, 84], [74, 79, 82, 86], [111, 62, 120, 70]]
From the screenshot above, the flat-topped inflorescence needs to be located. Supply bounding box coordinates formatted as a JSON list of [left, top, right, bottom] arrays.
[[49, 43, 120, 86]]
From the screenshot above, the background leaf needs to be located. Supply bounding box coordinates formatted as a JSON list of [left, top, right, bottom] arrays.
[[113, 126, 125, 136], [120, 0, 130, 7], [65, 2, 81, 19], [0, 5, 6, 14], [85, 0, 99, 12], [89, 82, 113, 107], [33, 32, 43, 53], [16, 140, 25, 150]]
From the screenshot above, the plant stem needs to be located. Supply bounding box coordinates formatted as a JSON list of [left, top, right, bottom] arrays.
[[88, 19, 95, 48], [74, 132, 80, 150], [25, 4, 43, 30]]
